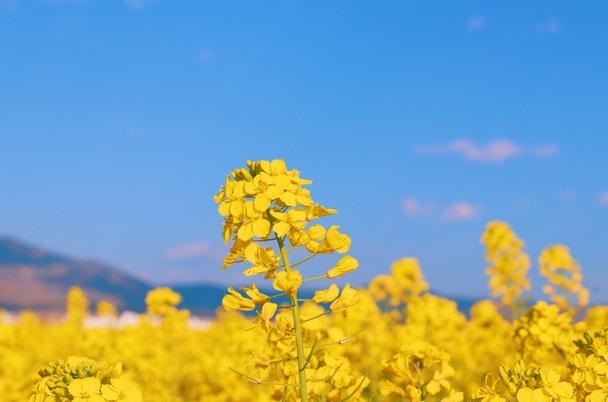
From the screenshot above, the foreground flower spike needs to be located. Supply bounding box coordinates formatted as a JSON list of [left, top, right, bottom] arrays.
[[214, 159, 361, 402]]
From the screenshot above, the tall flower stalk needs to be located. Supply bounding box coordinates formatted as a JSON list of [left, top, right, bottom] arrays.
[[481, 221, 531, 318], [214, 159, 360, 401], [275, 235, 308, 400]]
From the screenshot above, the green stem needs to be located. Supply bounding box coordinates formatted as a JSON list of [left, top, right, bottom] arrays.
[[268, 292, 287, 300], [291, 253, 318, 268], [302, 274, 326, 283], [276, 235, 308, 402], [301, 311, 328, 323]]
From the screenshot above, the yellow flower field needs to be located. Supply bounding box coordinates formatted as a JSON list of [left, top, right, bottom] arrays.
[[2, 159, 607, 402]]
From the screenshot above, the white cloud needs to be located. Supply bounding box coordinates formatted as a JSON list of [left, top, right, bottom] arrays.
[[467, 15, 486, 32], [164, 241, 224, 261], [402, 198, 436, 218], [442, 202, 481, 221], [599, 192, 608, 206], [415, 138, 559, 163], [537, 18, 561, 35]]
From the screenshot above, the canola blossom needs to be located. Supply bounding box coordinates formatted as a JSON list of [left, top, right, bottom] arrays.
[[0, 159, 606, 402], [214, 160, 362, 402]]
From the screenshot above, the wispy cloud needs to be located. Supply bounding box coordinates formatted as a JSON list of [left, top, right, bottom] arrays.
[[158, 267, 218, 284], [402, 198, 481, 222], [402, 198, 436, 218], [536, 17, 562, 35], [0, 0, 18, 9], [2, 0, 84, 8], [513, 198, 531, 212], [531, 144, 560, 158], [164, 241, 224, 261], [467, 15, 486, 32], [198, 49, 213, 62], [558, 191, 577, 204], [537, 17, 561, 35], [416, 139, 519, 162], [442, 202, 481, 221], [415, 138, 559, 163], [46, 0, 85, 4], [599, 192, 608, 206], [124, 0, 154, 10]]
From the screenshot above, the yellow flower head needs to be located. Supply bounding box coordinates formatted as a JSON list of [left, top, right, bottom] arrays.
[[221, 287, 256, 312], [330, 284, 359, 313]]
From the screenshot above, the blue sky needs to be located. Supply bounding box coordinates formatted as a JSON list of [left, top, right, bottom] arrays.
[[1, 1, 607, 300]]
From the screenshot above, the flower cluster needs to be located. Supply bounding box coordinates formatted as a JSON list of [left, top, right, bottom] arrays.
[[66, 287, 89, 326], [539, 244, 589, 314], [496, 361, 574, 402], [214, 159, 361, 401], [513, 301, 578, 365], [96, 300, 118, 318], [569, 329, 608, 401], [214, 159, 356, 282], [145, 287, 185, 317], [29, 356, 143, 402], [481, 221, 531, 308], [369, 258, 429, 311], [380, 340, 463, 402]]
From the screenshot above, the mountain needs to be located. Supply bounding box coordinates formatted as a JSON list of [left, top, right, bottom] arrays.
[[0, 236, 151, 314], [173, 283, 481, 316], [171, 283, 227, 316], [0, 236, 482, 317]]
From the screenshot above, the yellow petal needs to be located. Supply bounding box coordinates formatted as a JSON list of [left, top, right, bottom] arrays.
[[253, 194, 270, 212], [237, 223, 254, 241], [253, 218, 271, 238], [273, 221, 291, 236]]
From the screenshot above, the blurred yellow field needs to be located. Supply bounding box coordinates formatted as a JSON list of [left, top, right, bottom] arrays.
[[4, 160, 607, 402]]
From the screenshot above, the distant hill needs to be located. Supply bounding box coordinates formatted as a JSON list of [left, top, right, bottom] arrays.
[[172, 283, 481, 316], [171, 283, 227, 316], [0, 236, 482, 316], [172, 284, 317, 316], [0, 236, 151, 313]]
